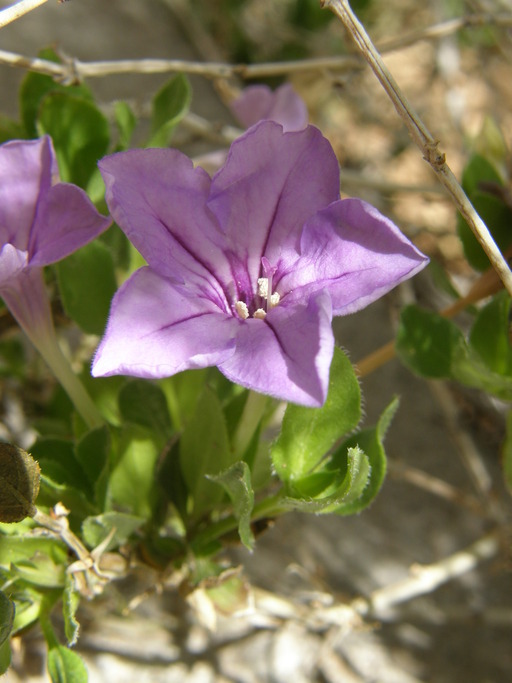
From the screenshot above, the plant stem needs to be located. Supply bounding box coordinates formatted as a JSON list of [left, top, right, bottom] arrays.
[[0, 0, 51, 29], [1, 269, 103, 429], [323, 0, 512, 299], [191, 493, 287, 552], [232, 391, 269, 457]]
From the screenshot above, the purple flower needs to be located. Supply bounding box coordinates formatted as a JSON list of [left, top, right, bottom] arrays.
[[231, 83, 308, 132], [93, 122, 428, 406], [0, 136, 111, 298], [0, 136, 111, 427]]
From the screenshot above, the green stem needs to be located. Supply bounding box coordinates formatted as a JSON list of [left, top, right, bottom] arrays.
[[35, 332, 104, 430], [38, 595, 60, 649], [2, 268, 103, 430], [232, 390, 269, 457], [191, 492, 288, 552]]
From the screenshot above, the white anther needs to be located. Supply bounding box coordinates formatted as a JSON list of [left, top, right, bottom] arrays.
[[235, 301, 249, 320], [257, 277, 269, 299], [269, 292, 280, 308], [253, 308, 266, 320]]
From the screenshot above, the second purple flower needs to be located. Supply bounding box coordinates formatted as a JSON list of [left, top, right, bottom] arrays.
[[92, 121, 428, 406]]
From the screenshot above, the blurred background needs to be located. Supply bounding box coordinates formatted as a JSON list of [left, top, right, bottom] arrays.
[[1, 1, 511, 681]]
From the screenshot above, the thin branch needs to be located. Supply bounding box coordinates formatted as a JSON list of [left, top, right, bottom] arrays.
[[0, 0, 52, 29], [378, 12, 512, 53], [388, 460, 485, 515], [323, 0, 512, 299], [352, 530, 499, 618], [0, 48, 360, 82], [427, 380, 496, 505], [252, 530, 500, 628], [0, 10, 509, 78]]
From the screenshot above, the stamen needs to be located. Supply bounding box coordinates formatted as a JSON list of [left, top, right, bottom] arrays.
[[269, 292, 280, 307], [235, 301, 249, 320], [253, 308, 266, 320], [259, 257, 279, 311], [257, 277, 269, 299]]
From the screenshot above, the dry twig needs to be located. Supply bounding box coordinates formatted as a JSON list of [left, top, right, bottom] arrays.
[[0, 0, 52, 30], [322, 0, 512, 299]]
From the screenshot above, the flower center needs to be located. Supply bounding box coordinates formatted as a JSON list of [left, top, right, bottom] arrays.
[[235, 257, 280, 320]]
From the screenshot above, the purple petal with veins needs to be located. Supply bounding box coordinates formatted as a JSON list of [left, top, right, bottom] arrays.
[[93, 121, 428, 406]]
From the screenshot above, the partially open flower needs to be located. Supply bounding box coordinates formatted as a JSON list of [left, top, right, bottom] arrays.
[[230, 83, 308, 132], [93, 122, 428, 406], [0, 136, 111, 426]]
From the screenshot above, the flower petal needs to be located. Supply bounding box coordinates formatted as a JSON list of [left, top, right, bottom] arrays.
[[0, 137, 56, 250], [231, 84, 308, 132], [218, 291, 334, 406], [99, 149, 233, 295], [208, 122, 340, 300], [0, 244, 28, 287], [29, 183, 111, 266], [92, 267, 238, 378], [279, 198, 429, 314]]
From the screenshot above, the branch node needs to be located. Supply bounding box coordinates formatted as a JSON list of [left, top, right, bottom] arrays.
[[423, 140, 446, 168]]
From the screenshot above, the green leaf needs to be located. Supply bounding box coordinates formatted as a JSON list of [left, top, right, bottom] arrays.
[[330, 397, 398, 515], [114, 101, 137, 150], [19, 48, 93, 138], [208, 462, 255, 550], [0, 639, 11, 675], [118, 379, 173, 443], [0, 115, 25, 144], [11, 553, 66, 588], [63, 575, 80, 647], [451, 343, 512, 400], [160, 369, 208, 430], [457, 154, 512, 271], [82, 512, 145, 551], [0, 444, 40, 523], [107, 426, 160, 519], [396, 305, 462, 378], [397, 304, 512, 399], [156, 438, 188, 521], [148, 74, 191, 147], [47, 645, 88, 683], [37, 91, 109, 190], [0, 533, 67, 569], [469, 292, 512, 375], [503, 411, 512, 495], [11, 586, 44, 634], [180, 387, 234, 517], [271, 347, 361, 488], [56, 240, 117, 336], [31, 438, 90, 494], [281, 445, 370, 514], [74, 427, 110, 508], [38, 475, 98, 519], [0, 590, 15, 647]]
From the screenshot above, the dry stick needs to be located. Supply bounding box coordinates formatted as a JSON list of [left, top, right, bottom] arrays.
[[0, 11, 510, 79], [351, 530, 499, 618], [252, 530, 500, 628], [322, 0, 512, 299], [0, 48, 360, 81], [378, 12, 512, 53], [427, 380, 495, 505], [388, 460, 485, 515], [0, 0, 52, 30]]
